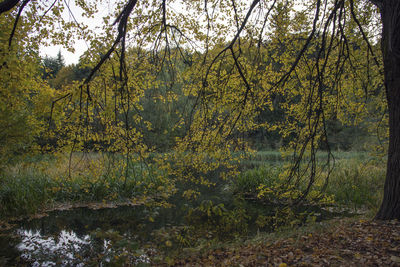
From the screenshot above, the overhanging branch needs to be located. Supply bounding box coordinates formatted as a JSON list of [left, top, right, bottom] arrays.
[[0, 0, 21, 14]]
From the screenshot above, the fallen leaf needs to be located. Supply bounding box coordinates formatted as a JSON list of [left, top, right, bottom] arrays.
[[391, 256, 400, 263]]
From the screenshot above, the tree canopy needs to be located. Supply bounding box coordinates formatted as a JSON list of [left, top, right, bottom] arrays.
[[1, 0, 400, 219]]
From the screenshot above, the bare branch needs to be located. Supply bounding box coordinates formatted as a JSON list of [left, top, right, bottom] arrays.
[[8, 0, 29, 47], [204, 0, 261, 83], [49, 93, 72, 127], [275, 0, 322, 87], [349, 0, 382, 72], [257, 0, 277, 49], [83, 0, 138, 87]]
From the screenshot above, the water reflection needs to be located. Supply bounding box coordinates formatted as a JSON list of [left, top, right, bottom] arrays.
[[0, 201, 339, 265], [0, 206, 176, 266], [16, 228, 151, 266], [18, 229, 90, 266]]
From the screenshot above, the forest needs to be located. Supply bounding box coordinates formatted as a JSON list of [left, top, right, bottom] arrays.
[[0, 0, 399, 265]]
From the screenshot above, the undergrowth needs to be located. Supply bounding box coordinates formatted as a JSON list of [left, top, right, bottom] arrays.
[[0, 153, 172, 217], [0, 151, 387, 266], [232, 155, 385, 212], [0, 151, 386, 226]]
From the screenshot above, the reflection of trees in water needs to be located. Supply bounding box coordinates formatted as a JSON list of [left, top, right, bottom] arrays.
[[9, 206, 172, 265], [17, 228, 151, 266], [18, 229, 90, 266]]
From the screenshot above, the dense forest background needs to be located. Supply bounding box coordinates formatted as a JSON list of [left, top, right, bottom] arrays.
[[36, 48, 376, 153]]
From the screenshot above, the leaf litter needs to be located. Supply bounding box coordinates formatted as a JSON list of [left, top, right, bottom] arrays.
[[171, 219, 400, 266]]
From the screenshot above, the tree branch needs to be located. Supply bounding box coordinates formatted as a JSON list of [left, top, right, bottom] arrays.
[[0, 0, 21, 14], [204, 0, 261, 84], [8, 0, 29, 47], [83, 0, 137, 87], [349, 0, 382, 72]]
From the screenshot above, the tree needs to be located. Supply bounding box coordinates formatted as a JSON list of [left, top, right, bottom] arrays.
[[373, 0, 400, 220], [0, 13, 55, 169], [41, 51, 65, 80], [0, 0, 399, 219]]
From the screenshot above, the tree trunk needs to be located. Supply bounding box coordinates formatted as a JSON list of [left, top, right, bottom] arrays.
[[375, 0, 400, 220]]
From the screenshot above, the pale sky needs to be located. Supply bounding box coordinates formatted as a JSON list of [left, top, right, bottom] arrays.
[[38, 0, 221, 65], [40, 42, 87, 65], [38, 0, 289, 66], [39, 0, 114, 65]]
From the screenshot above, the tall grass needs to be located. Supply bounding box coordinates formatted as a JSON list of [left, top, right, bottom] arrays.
[[325, 158, 385, 212], [0, 153, 170, 217], [239, 150, 373, 169], [233, 152, 386, 212], [0, 151, 386, 219], [0, 169, 53, 216], [230, 164, 282, 196]]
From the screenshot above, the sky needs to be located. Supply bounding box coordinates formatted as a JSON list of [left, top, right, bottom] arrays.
[[40, 42, 87, 65], [39, 0, 183, 65], [38, 0, 213, 65], [38, 0, 297, 66], [39, 0, 114, 65]]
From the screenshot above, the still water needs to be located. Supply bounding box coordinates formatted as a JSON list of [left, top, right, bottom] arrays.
[[0, 198, 341, 266], [0, 205, 182, 266]]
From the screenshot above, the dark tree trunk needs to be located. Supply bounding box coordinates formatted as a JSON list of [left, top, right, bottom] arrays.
[[375, 0, 400, 220]]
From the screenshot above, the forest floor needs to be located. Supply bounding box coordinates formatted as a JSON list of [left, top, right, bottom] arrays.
[[171, 218, 400, 266]]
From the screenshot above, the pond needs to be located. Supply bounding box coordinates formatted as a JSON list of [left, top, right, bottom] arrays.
[[0, 198, 348, 266], [0, 205, 185, 266]]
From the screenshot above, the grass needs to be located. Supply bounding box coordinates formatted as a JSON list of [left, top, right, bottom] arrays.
[[239, 150, 374, 170], [170, 152, 386, 263], [0, 150, 386, 220], [0, 170, 53, 216], [325, 158, 385, 213], [0, 153, 171, 217], [0, 150, 388, 266], [233, 151, 386, 211], [230, 164, 282, 196]]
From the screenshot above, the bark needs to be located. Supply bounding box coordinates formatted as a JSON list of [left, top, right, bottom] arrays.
[[375, 0, 400, 220]]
